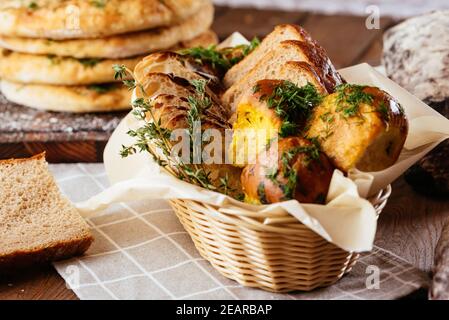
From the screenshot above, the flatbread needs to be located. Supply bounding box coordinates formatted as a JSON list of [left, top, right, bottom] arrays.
[[0, 80, 131, 113], [0, 0, 207, 39], [0, 1, 214, 59], [0, 49, 143, 85]]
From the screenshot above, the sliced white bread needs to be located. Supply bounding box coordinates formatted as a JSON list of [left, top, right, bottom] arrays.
[[0, 153, 93, 270], [221, 40, 336, 112], [223, 24, 313, 88]]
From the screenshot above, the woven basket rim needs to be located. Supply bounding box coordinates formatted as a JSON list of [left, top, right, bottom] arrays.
[[171, 184, 392, 235]]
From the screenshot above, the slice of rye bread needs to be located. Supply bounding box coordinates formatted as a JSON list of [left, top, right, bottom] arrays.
[[0, 153, 93, 270], [223, 24, 313, 88]]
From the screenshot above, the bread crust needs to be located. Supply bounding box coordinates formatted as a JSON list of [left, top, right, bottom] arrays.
[[241, 137, 334, 204], [0, 49, 143, 85], [0, 153, 93, 271], [0, 0, 207, 39], [0, 2, 214, 59], [306, 86, 408, 172], [0, 80, 131, 113]]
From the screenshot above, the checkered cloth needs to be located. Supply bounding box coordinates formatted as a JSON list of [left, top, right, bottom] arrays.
[[51, 164, 429, 300]]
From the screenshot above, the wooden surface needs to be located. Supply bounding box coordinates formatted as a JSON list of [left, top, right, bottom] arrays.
[[1, 6, 447, 300]]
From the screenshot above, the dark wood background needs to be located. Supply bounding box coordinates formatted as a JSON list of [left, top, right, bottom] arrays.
[[1, 6, 447, 300]]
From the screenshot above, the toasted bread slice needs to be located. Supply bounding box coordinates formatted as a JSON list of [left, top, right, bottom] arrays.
[[223, 24, 313, 88], [0, 153, 93, 270], [222, 57, 328, 113]]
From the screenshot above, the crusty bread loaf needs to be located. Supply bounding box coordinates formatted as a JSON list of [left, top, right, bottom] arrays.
[[221, 58, 327, 111], [306, 85, 408, 172], [241, 137, 334, 205], [223, 24, 313, 88], [0, 153, 93, 270]]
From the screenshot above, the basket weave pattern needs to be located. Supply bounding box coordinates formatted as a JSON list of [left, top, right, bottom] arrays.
[[169, 185, 392, 293]]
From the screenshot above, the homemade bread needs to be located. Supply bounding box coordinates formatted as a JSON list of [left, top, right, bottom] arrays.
[[0, 153, 93, 270], [222, 57, 328, 113], [306, 85, 408, 172], [0, 0, 206, 39], [0, 3, 215, 59], [0, 49, 142, 85], [229, 79, 323, 166], [0, 80, 131, 113], [241, 137, 334, 205], [223, 24, 313, 88]]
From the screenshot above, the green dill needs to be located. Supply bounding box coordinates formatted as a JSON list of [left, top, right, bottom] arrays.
[[28, 1, 38, 10], [319, 111, 335, 139], [277, 142, 322, 200], [90, 0, 107, 8], [255, 81, 323, 137], [257, 182, 268, 204], [335, 84, 374, 118], [77, 58, 104, 68], [180, 37, 260, 73], [265, 167, 279, 183], [377, 101, 390, 122], [87, 84, 116, 93]]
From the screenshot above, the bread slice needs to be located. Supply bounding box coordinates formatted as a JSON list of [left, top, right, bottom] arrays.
[[222, 57, 328, 113], [223, 24, 313, 88], [0, 153, 93, 270]]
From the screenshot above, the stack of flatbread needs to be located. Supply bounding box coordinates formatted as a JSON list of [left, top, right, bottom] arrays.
[[0, 0, 216, 113]]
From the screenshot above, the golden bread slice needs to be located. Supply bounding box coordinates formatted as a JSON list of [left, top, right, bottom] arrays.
[[223, 24, 313, 88]]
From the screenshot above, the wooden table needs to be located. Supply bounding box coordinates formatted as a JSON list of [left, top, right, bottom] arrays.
[[0, 6, 447, 300]]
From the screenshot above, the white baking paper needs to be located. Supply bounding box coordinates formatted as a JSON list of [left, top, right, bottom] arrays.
[[76, 37, 449, 253]]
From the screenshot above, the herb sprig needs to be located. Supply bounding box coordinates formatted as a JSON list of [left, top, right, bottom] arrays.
[[114, 65, 232, 195], [255, 81, 323, 137]]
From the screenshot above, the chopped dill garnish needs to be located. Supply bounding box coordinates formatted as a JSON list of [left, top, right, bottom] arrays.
[[335, 84, 374, 118], [255, 81, 323, 137]]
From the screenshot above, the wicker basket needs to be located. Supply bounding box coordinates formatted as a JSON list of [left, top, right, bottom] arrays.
[[169, 185, 392, 293]]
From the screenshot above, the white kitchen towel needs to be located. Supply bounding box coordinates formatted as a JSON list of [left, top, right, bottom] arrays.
[[51, 163, 429, 300], [213, 0, 449, 18]]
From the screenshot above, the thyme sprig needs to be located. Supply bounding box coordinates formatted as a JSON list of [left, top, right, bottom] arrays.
[[113, 65, 222, 192]]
